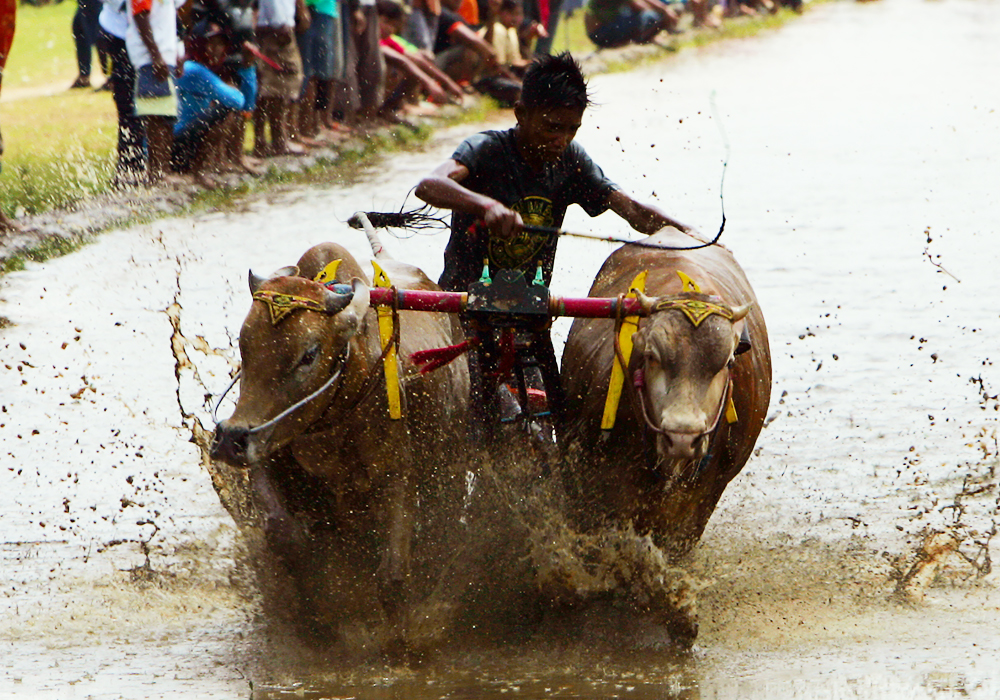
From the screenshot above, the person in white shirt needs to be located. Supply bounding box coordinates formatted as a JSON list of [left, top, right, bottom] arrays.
[[126, 0, 184, 184]]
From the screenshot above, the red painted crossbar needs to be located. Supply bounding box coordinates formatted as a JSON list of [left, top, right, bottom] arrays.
[[366, 287, 644, 319]]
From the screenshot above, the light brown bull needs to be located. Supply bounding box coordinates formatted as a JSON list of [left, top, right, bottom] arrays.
[[211, 241, 469, 649], [560, 228, 771, 561]]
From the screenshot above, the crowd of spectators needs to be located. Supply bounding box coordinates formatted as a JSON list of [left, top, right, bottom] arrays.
[[65, 0, 801, 190]]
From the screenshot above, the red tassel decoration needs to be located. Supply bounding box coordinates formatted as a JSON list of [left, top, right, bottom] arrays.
[[411, 338, 479, 374]]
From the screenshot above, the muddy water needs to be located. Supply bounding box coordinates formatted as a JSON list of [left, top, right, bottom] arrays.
[[2, 0, 999, 696]]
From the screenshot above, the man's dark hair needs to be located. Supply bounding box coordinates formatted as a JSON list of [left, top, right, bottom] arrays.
[[520, 52, 590, 113], [498, 0, 522, 12], [376, 0, 405, 21]]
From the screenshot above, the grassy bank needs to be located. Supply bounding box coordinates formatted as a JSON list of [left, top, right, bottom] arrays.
[[0, 3, 809, 262]]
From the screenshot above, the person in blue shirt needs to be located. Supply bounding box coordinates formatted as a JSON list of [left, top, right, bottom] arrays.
[[171, 20, 257, 188]]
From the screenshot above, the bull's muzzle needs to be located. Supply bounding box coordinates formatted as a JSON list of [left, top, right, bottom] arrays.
[[659, 430, 707, 461], [210, 421, 251, 466]]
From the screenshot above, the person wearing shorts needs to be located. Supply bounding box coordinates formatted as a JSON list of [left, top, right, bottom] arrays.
[[126, 0, 183, 184]]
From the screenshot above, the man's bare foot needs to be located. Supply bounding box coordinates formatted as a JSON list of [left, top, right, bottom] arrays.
[[322, 119, 354, 134], [272, 141, 307, 156], [194, 171, 219, 190], [314, 128, 350, 145], [146, 172, 192, 188], [240, 157, 265, 177], [293, 135, 325, 149], [402, 101, 439, 117]]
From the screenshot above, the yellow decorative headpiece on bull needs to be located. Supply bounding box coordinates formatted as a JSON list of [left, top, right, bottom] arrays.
[[249, 261, 348, 326], [650, 271, 736, 328]]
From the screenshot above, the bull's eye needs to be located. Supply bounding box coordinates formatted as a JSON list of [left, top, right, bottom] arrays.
[[299, 345, 320, 368]]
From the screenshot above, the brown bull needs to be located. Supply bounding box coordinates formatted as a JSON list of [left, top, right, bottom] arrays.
[[210, 241, 469, 648], [560, 228, 771, 561]]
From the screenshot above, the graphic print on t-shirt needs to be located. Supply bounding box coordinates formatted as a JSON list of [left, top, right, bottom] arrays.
[[488, 196, 554, 270]]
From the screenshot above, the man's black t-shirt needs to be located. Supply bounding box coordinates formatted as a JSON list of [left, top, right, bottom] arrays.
[[439, 127, 619, 292], [433, 8, 468, 54]]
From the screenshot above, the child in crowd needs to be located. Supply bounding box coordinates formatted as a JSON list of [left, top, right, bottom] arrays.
[[377, 0, 463, 120], [488, 0, 546, 75]]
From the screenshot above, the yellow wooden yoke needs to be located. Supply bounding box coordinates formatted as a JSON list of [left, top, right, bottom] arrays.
[[312, 258, 402, 420], [371, 261, 403, 420], [601, 270, 647, 431]]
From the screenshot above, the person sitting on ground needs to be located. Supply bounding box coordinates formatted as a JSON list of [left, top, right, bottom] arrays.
[[583, 0, 679, 49], [252, 0, 308, 156], [433, 0, 521, 106], [414, 51, 689, 432], [377, 0, 463, 119], [171, 20, 257, 188], [488, 0, 539, 75]]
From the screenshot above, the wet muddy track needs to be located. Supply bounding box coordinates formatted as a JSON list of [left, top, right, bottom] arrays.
[[3, 0, 1000, 697]]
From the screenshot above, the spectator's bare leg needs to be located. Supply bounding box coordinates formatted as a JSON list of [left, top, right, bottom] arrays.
[[252, 100, 272, 158], [271, 98, 305, 155], [144, 115, 174, 185], [224, 114, 264, 176], [299, 78, 319, 138]]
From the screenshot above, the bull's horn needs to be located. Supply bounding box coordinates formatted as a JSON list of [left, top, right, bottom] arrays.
[[248, 269, 267, 294], [323, 277, 371, 319], [731, 303, 753, 321], [323, 287, 354, 315], [634, 289, 658, 315], [342, 278, 371, 334], [271, 265, 300, 279]]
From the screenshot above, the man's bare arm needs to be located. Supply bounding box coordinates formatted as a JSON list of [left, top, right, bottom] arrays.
[[415, 159, 522, 238], [607, 189, 690, 234], [134, 10, 168, 81]]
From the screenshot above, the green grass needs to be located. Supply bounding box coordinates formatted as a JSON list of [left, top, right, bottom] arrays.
[[1, 90, 117, 215], [4, 1, 85, 91]]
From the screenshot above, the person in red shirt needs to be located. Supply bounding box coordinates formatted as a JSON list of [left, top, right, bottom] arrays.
[[1, 0, 20, 232]]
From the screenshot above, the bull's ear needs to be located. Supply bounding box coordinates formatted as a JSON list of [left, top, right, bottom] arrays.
[[249, 269, 266, 294], [631, 328, 647, 358], [731, 303, 752, 322], [271, 265, 300, 278]]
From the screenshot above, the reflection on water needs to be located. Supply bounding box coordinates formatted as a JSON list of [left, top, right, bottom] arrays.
[[2, 0, 999, 697]]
